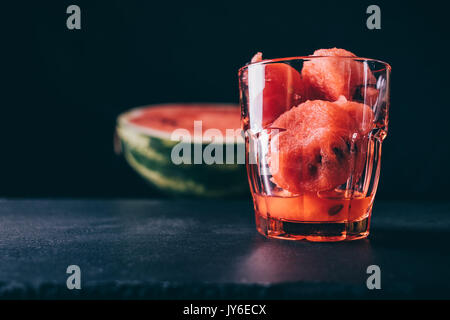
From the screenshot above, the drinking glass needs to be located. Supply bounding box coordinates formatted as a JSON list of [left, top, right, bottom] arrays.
[[239, 56, 391, 241]]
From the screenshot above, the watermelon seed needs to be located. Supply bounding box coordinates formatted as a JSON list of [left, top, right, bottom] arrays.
[[315, 153, 322, 164], [328, 204, 344, 216], [307, 163, 318, 176], [332, 147, 345, 160], [345, 140, 351, 152]]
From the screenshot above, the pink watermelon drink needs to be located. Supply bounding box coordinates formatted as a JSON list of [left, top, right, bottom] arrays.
[[239, 49, 391, 241]]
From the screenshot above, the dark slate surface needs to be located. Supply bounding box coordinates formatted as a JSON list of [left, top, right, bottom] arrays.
[[0, 199, 449, 299]]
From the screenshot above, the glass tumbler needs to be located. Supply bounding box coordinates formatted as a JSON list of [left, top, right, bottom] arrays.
[[239, 56, 391, 241]]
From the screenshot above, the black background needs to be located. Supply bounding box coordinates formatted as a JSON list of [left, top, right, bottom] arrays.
[[1, 0, 449, 199]]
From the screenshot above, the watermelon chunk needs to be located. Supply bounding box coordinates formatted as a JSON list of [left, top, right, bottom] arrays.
[[334, 96, 374, 177], [269, 100, 354, 193], [268, 98, 374, 193], [248, 52, 305, 127], [302, 48, 376, 101], [334, 95, 374, 134]]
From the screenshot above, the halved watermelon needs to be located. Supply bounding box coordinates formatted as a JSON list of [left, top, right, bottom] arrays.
[[116, 104, 248, 197]]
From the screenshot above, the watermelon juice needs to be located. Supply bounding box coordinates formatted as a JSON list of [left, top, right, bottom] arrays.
[[239, 49, 391, 241]]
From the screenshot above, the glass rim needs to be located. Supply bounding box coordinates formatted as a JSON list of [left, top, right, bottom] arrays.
[[238, 56, 392, 74]]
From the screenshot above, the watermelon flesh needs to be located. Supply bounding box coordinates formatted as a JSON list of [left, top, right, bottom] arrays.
[[128, 104, 241, 138], [268, 97, 374, 194], [301, 48, 376, 102], [248, 52, 305, 127]]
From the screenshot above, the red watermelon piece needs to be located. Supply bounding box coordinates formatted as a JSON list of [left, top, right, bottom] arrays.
[[302, 48, 376, 101], [251, 52, 263, 63], [334, 96, 374, 178], [248, 52, 305, 127], [268, 98, 374, 193], [362, 86, 379, 106], [334, 95, 374, 134], [269, 100, 354, 193]]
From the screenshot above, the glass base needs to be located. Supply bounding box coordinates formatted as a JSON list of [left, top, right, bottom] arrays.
[[255, 213, 370, 242]]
